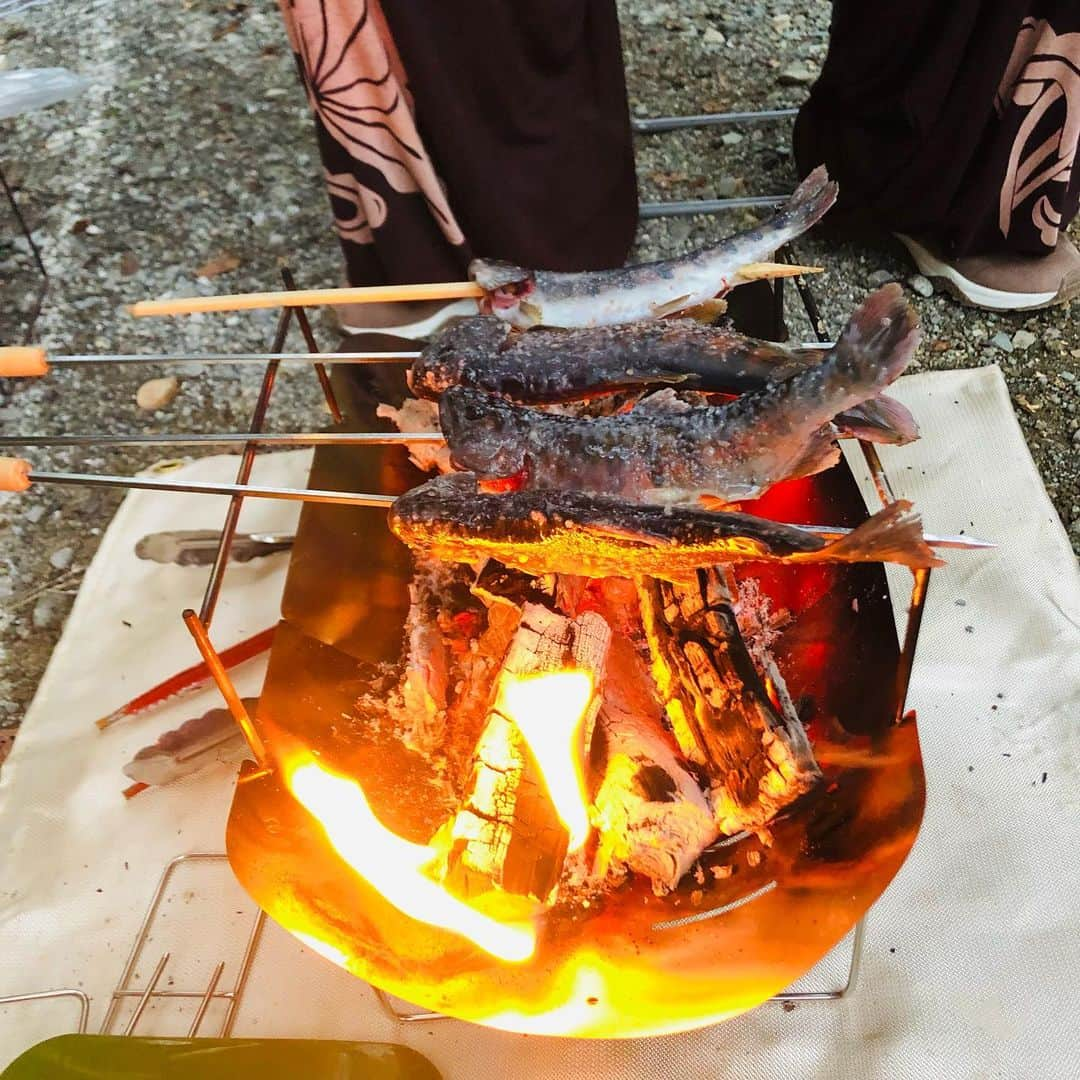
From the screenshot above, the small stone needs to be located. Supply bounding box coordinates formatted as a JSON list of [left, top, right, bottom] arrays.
[[720, 131, 743, 147], [1011, 329, 1037, 351], [715, 176, 742, 198], [778, 61, 815, 86], [49, 546, 74, 571], [136, 376, 180, 411], [25, 505, 46, 524], [702, 26, 725, 45], [1071, 427, 1080, 447], [32, 593, 70, 631], [868, 269, 896, 287], [990, 331, 1014, 353], [1060, 370, 1075, 382], [909, 274, 934, 298]]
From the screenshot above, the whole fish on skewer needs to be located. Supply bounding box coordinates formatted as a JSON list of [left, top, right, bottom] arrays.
[[388, 474, 943, 578], [470, 166, 838, 328], [440, 285, 920, 506], [409, 314, 918, 445]]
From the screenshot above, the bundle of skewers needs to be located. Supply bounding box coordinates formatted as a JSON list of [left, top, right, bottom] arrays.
[[0, 166, 988, 825]]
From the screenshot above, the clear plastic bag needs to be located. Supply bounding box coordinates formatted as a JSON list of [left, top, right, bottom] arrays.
[[0, 67, 88, 122]]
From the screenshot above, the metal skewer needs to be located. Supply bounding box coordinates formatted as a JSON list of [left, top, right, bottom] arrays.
[[0, 460, 993, 551], [0, 431, 443, 448]]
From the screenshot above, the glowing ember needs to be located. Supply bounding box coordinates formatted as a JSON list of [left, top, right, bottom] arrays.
[[285, 755, 536, 962], [498, 670, 594, 852]]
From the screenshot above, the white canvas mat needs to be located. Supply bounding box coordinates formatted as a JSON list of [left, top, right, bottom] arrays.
[[1, 366, 1078, 1077]]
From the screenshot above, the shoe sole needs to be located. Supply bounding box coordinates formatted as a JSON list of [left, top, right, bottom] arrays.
[[894, 234, 1074, 311], [336, 298, 477, 340]]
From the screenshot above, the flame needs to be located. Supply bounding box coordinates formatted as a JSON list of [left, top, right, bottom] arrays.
[[498, 670, 594, 851], [285, 755, 536, 963]]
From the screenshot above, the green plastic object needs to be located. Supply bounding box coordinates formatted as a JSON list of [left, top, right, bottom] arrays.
[[1, 1035, 441, 1079]]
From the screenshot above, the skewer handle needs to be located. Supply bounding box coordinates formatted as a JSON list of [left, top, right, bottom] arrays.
[[0, 346, 49, 377], [0, 457, 31, 491]]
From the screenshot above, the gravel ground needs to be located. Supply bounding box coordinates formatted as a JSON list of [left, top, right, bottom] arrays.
[[1, 0, 1077, 751]]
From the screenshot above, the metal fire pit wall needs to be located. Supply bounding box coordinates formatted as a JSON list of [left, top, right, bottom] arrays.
[[224, 360, 926, 1039]]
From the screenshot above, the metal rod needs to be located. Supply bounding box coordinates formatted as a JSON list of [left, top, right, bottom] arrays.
[[772, 917, 866, 1001], [6, 431, 443, 448], [123, 952, 170, 1036], [182, 609, 269, 768], [26, 469, 396, 506], [894, 568, 931, 723], [783, 246, 830, 341], [199, 305, 290, 625], [640, 195, 786, 219], [633, 107, 799, 133], [0, 989, 89, 1034], [281, 266, 343, 424], [220, 910, 267, 1036], [0, 163, 47, 280], [19, 468, 993, 549], [187, 961, 226, 1037], [41, 351, 419, 365], [858, 441, 897, 506]]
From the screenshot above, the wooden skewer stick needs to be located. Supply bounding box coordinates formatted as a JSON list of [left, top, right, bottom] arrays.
[[126, 264, 823, 318]]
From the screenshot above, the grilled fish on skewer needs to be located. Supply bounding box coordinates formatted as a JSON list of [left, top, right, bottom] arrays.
[[469, 165, 838, 328], [408, 314, 918, 445], [388, 474, 943, 577], [441, 285, 920, 505]]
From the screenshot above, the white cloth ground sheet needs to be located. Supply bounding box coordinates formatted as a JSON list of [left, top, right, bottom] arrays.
[[0, 366, 1077, 1078]]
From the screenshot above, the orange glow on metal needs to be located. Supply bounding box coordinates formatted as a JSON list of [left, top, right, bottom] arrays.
[[498, 669, 594, 851], [284, 754, 536, 963]]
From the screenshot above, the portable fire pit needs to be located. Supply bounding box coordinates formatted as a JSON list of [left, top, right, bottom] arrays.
[[1, 236, 980, 1040], [221, 354, 928, 1038]]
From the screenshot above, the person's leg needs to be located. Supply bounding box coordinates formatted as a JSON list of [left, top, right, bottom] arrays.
[[279, 0, 638, 333], [796, 2, 1080, 309]]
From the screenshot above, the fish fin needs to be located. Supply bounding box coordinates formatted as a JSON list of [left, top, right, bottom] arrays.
[[698, 494, 739, 512], [650, 293, 693, 318], [679, 298, 729, 324], [468, 258, 533, 291], [830, 284, 921, 389], [588, 522, 673, 547], [769, 165, 839, 241], [786, 427, 842, 480], [834, 395, 920, 445], [811, 501, 944, 570]]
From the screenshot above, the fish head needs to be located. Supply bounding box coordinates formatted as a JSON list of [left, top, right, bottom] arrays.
[[469, 258, 541, 328], [439, 386, 528, 477], [408, 316, 509, 399]]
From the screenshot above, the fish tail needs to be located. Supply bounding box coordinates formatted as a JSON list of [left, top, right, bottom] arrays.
[[834, 394, 920, 445], [768, 164, 839, 244], [828, 284, 921, 390], [816, 500, 943, 569]]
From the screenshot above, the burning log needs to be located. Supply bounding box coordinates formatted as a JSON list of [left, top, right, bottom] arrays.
[[432, 602, 612, 904], [590, 635, 718, 895], [638, 569, 821, 835]]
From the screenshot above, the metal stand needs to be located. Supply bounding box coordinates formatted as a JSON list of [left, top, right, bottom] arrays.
[[0, 161, 49, 342]]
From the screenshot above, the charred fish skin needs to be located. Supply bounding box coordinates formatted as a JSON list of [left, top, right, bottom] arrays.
[[411, 315, 819, 404], [410, 314, 919, 445], [440, 285, 921, 504], [470, 165, 839, 328], [388, 473, 943, 577]]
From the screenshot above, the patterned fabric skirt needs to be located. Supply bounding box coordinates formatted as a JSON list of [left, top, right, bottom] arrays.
[[278, 0, 639, 286], [795, 3, 1080, 257]]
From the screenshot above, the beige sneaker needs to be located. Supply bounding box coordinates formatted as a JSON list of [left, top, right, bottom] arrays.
[[896, 233, 1080, 311]]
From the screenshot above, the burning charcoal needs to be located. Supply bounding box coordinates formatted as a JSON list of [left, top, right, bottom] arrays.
[[590, 635, 718, 895], [638, 570, 821, 835], [389, 474, 943, 578], [430, 602, 612, 904]]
